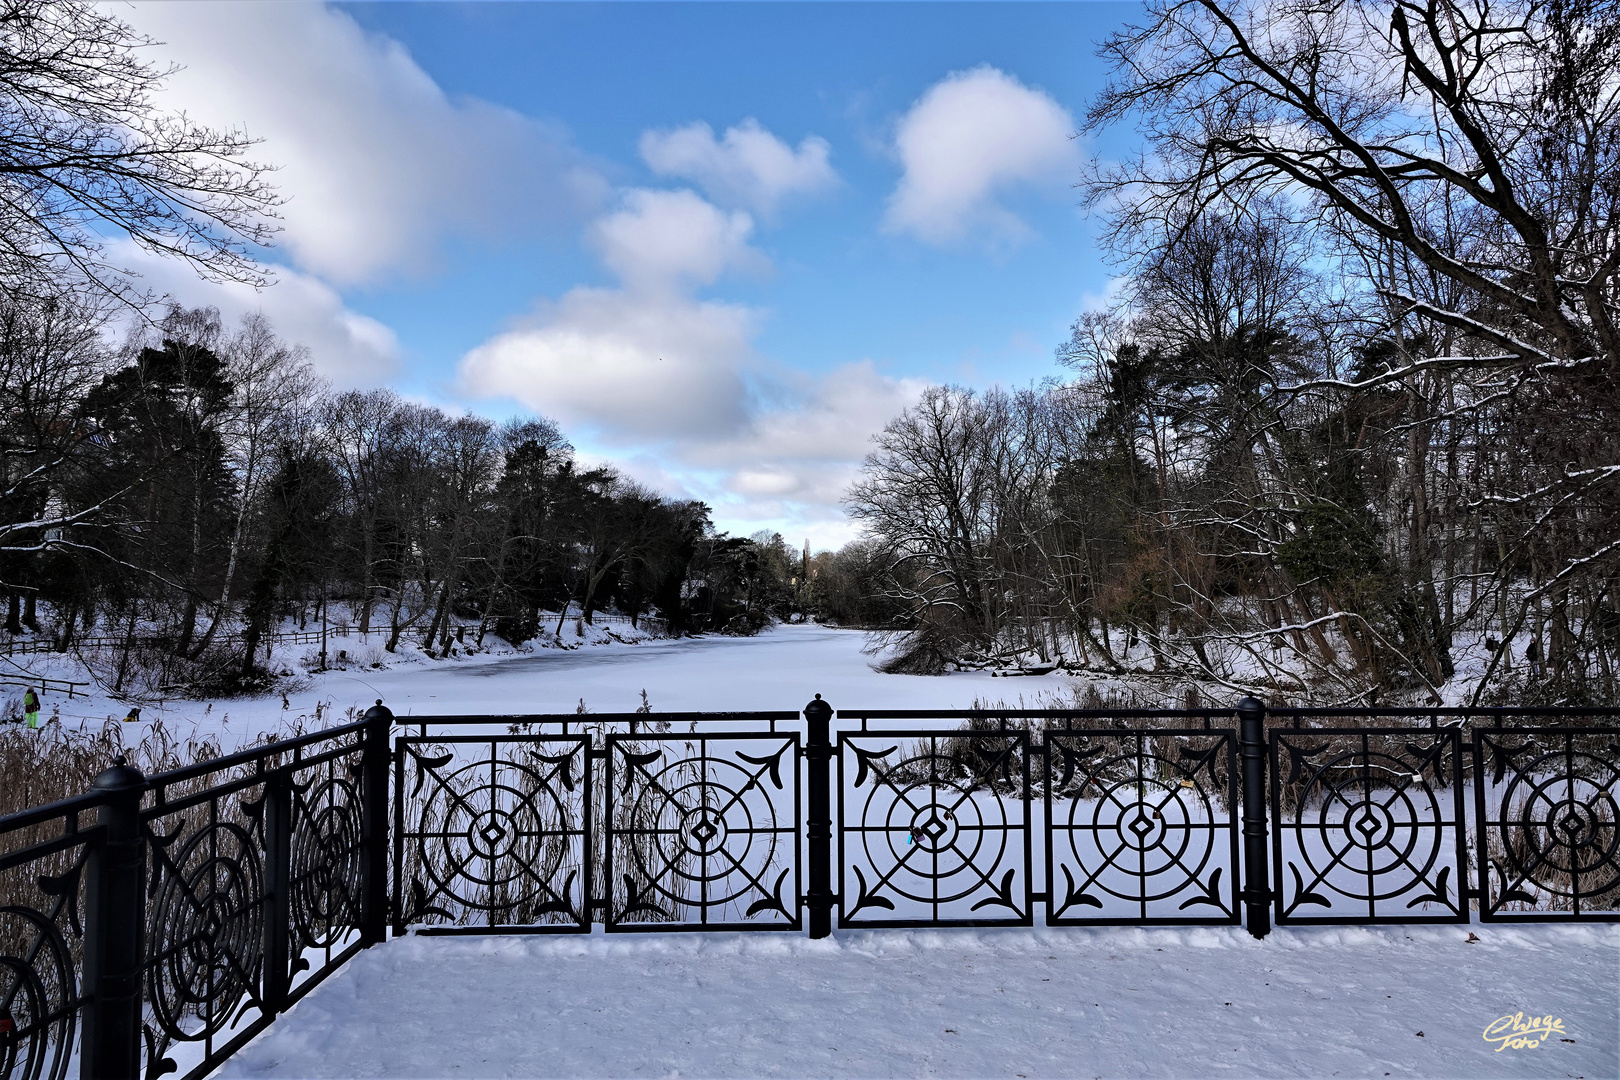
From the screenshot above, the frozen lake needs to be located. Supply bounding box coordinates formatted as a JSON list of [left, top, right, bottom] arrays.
[[312, 624, 1025, 720], [67, 624, 1055, 740]]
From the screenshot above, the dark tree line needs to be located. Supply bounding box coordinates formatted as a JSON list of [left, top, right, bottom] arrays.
[[845, 0, 1620, 705], [0, 301, 812, 693]]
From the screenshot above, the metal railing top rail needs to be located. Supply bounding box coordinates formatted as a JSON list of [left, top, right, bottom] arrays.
[[1, 722, 374, 869], [835, 707, 1236, 720], [1267, 706, 1620, 716], [384, 704, 1620, 736], [0, 823, 105, 875], [142, 738, 368, 821], [140, 717, 370, 792], [398, 710, 803, 727], [840, 706, 1620, 720], [0, 807, 104, 875], [399, 707, 1240, 722], [0, 787, 106, 836]]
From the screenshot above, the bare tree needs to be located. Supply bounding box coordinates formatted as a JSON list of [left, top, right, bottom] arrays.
[[188, 311, 323, 656], [1070, 0, 1620, 702], [419, 414, 498, 654], [0, 290, 109, 628], [846, 386, 1008, 673], [326, 389, 400, 635], [0, 0, 279, 304]]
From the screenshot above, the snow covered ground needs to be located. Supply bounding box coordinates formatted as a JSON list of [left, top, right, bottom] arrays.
[[219, 924, 1619, 1079]]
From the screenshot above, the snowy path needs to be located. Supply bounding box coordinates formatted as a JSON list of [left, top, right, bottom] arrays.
[[219, 925, 1619, 1079]]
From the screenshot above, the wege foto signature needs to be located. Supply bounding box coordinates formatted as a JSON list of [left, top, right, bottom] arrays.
[[1482, 1012, 1567, 1051]]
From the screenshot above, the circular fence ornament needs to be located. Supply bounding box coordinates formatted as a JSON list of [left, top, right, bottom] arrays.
[[1082, 767, 1211, 901], [1045, 733, 1233, 919], [617, 742, 793, 920], [0, 906, 76, 1080], [1296, 751, 1447, 903], [844, 734, 1028, 920], [146, 818, 264, 1044], [1498, 750, 1620, 904], [1266, 729, 1467, 922], [416, 756, 575, 916], [291, 776, 364, 948]]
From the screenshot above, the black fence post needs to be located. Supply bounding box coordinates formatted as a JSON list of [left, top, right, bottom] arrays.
[[261, 770, 293, 1016], [803, 694, 834, 939], [81, 755, 145, 1080], [1236, 696, 1272, 939], [360, 700, 393, 946]]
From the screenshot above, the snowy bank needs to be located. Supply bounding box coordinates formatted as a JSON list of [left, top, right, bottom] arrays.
[[0, 613, 670, 748]]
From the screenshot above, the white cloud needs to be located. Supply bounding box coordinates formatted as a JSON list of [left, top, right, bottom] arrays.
[[458, 185, 925, 543], [709, 361, 928, 531], [460, 186, 770, 439], [640, 119, 837, 218], [459, 287, 754, 440], [582, 361, 925, 550], [590, 189, 766, 294], [516, 143, 813, 438], [885, 66, 1078, 249], [464, 318, 928, 547], [1078, 275, 1132, 315], [122, 1, 605, 286], [698, 361, 929, 471], [650, 360, 928, 548], [111, 241, 399, 388], [454, 137, 916, 546]]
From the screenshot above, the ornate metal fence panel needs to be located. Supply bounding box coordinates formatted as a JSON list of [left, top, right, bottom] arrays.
[[141, 777, 267, 1077], [1045, 730, 1239, 925], [1270, 728, 1467, 924], [287, 752, 367, 969], [393, 735, 590, 933], [838, 730, 1031, 926], [0, 795, 97, 1080], [138, 725, 371, 1080], [604, 732, 800, 931], [1474, 728, 1620, 920]]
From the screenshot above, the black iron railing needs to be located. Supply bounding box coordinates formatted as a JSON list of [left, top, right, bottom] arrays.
[[3, 698, 1618, 1080], [385, 700, 1619, 937], [1, 710, 388, 1080]]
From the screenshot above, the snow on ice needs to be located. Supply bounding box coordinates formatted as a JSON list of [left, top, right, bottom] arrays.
[[8, 625, 1039, 747]]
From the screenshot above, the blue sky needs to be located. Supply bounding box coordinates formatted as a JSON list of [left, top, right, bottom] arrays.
[[122, 1, 1137, 547]]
